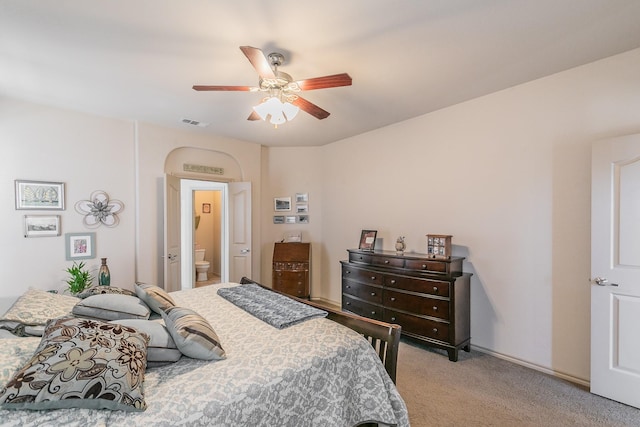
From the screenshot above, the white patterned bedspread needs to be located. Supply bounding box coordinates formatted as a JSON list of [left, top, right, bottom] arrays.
[[0, 283, 409, 427]]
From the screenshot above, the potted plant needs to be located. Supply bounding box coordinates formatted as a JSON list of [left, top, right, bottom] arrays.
[[65, 261, 94, 295]]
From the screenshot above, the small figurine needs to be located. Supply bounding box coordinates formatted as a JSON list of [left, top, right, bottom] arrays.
[[395, 236, 406, 254]]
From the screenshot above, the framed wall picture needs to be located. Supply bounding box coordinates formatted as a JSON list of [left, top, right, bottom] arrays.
[[285, 216, 297, 224], [15, 180, 65, 210], [359, 229, 377, 251], [202, 203, 211, 214], [297, 215, 309, 224], [296, 204, 308, 213], [273, 216, 285, 224], [24, 215, 61, 237], [295, 193, 308, 203], [274, 197, 291, 212], [65, 232, 96, 260]]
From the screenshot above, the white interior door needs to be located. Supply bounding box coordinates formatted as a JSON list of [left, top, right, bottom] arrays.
[[591, 134, 640, 408], [228, 182, 252, 282], [164, 174, 181, 292]]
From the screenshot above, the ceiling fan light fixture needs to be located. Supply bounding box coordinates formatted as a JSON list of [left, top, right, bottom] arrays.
[[252, 95, 299, 125]]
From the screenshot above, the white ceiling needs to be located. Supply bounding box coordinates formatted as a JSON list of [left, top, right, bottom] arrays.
[[2, 0, 640, 147]]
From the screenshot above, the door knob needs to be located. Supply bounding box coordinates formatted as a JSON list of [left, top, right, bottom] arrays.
[[593, 277, 618, 286], [240, 248, 251, 254]]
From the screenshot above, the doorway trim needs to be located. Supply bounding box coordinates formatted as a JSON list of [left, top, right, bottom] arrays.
[[180, 179, 228, 289]]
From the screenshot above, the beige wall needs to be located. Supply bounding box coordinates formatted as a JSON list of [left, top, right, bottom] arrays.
[[262, 48, 640, 383]]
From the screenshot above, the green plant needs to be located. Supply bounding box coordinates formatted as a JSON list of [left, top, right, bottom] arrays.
[[65, 261, 94, 295]]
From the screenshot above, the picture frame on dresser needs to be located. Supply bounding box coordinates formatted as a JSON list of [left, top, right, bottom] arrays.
[[358, 230, 377, 251]]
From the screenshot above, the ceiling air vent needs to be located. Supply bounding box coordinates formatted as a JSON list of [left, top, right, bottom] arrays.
[[180, 118, 209, 127]]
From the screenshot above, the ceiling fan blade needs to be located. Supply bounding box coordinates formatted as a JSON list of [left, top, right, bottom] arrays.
[[296, 73, 352, 91], [291, 96, 330, 120], [247, 111, 261, 121], [240, 46, 276, 79], [192, 85, 253, 91]]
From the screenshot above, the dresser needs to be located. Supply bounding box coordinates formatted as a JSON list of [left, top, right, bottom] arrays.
[[272, 243, 311, 299], [341, 249, 472, 361]]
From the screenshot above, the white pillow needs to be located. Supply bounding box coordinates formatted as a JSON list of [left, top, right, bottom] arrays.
[[111, 319, 182, 366]]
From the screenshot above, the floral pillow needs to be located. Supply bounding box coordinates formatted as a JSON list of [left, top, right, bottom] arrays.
[[0, 316, 149, 411], [77, 285, 136, 299], [0, 289, 78, 336]]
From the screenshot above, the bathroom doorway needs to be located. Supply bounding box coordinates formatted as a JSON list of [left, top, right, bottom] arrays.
[[193, 189, 222, 286]]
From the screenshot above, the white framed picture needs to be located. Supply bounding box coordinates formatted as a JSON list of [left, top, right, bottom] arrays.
[[24, 215, 61, 237], [274, 197, 291, 212], [15, 180, 65, 210]]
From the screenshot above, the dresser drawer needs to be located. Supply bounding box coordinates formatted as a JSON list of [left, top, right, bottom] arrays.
[[384, 275, 450, 297], [343, 280, 383, 304], [273, 261, 309, 271], [348, 252, 373, 264], [404, 259, 448, 274], [342, 295, 383, 320], [384, 309, 449, 342], [371, 255, 405, 268], [342, 265, 383, 286], [384, 289, 449, 320]]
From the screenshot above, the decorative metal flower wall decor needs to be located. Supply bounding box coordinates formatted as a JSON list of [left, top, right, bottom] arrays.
[[74, 190, 124, 228]]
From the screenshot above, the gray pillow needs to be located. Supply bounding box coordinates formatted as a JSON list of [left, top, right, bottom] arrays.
[[161, 306, 225, 361], [72, 294, 150, 321], [110, 319, 182, 366], [0, 289, 78, 336], [134, 283, 176, 315], [0, 316, 149, 411]]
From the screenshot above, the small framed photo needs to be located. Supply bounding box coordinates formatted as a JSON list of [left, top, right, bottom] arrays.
[[24, 215, 61, 237], [295, 193, 308, 203], [297, 215, 309, 224], [202, 203, 211, 214], [65, 232, 96, 260], [296, 204, 308, 213], [274, 197, 291, 212], [359, 229, 377, 251], [285, 216, 297, 224], [273, 215, 285, 224], [15, 180, 65, 210]]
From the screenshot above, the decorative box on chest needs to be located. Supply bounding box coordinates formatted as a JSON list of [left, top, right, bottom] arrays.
[[341, 248, 472, 361], [272, 243, 311, 299], [426, 234, 452, 259]]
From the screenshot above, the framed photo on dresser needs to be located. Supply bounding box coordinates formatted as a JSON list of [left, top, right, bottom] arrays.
[[358, 230, 377, 251]]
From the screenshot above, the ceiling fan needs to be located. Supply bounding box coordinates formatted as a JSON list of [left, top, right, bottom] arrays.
[[193, 46, 352, 123]]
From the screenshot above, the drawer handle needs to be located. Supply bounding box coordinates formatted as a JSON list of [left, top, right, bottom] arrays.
[[422, 264, 427, 269], [432, 328, 438, 334], [433, 286, 439, 292], [346, 285, 351, 289], [433, 306, 438, 311], [371, 311, 376, 315], [370, 276, 376, 281], [346, 270, 351, 274], [390, 297, 396, 301], [390, 279, 396, 284], [391, 317, 396, 322], [384, 260, 389, 264], [370, 292, 376, 296], [346, 302, 351, 306]]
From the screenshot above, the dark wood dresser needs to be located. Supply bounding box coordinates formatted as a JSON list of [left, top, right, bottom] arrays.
[[341, 249, 472, 361], [272, 242, 311, 299]]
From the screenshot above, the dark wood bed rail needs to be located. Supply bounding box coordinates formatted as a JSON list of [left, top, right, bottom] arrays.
[[239, 277, 401, 383]]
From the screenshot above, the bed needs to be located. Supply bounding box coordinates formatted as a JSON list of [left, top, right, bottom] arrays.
[[0, 279, 409, 427]]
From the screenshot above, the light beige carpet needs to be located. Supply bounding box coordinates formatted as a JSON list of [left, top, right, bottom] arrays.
[[396, 339, 639, 427]]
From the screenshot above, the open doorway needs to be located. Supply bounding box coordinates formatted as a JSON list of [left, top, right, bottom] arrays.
[[179, 180, 228, 289], [193, 189, 222, 287]]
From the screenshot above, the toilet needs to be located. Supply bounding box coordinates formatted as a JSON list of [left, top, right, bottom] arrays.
[[195, 248, 210, 282]]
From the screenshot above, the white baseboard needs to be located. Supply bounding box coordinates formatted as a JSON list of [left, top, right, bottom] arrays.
[[471, 344, 590, 388]]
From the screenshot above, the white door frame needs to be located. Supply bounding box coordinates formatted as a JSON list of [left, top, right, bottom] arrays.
[[180, 179, 228, 288]]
